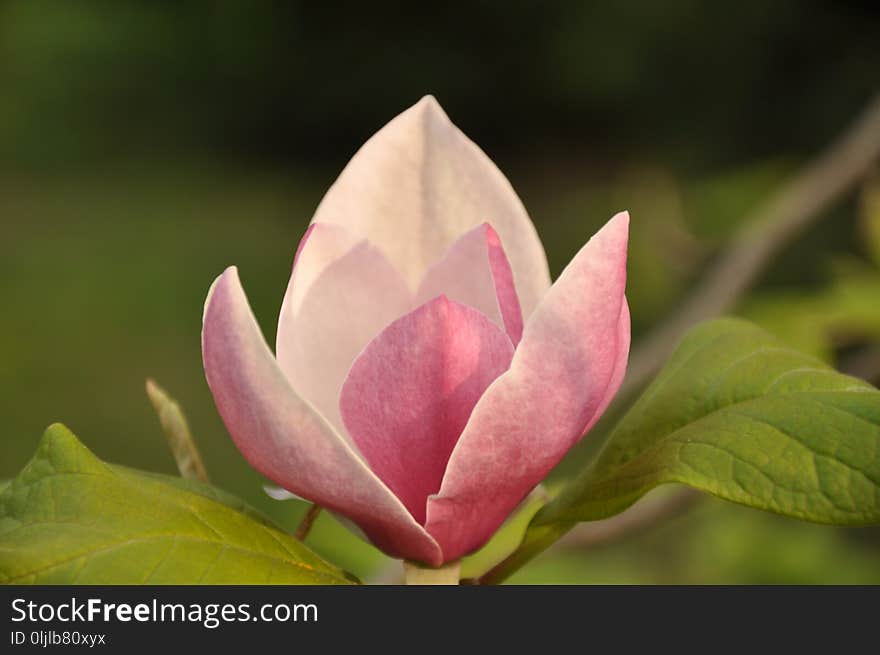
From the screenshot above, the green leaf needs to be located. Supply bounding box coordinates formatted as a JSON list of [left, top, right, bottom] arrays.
[[114, 465, 280, 529], [535, 318, 880, 528], [0, 424, 356, 584]]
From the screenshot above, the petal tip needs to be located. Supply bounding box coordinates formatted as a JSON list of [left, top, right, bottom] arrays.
[[429, 293, 451, 312], [611, 210, 630, 230], [408, 94, 452, 131], [482, 222, 501, 246], [217, 264, 240, 285], [593, 211, 630, 256], [203, 266, 238, 324], [415, 93, 444, 114], [292, 224, 317, 269]]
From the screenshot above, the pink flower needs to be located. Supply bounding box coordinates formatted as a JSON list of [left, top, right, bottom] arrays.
[[202, 97, 630, 566]]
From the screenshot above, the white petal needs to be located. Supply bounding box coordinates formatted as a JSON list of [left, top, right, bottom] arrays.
[[276, 223, 413, 436], [311, 95, 551, 317]]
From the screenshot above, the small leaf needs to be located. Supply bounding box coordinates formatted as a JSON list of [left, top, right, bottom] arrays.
[[0, 424, 355, 584], [535, 318, 880, 528], [146, 378, 209, 482]]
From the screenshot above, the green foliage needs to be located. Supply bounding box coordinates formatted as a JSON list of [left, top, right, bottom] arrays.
[[742, 267, 880, 361], [115, 466, 279, 529], [535, 318, 880, 528], [508, 497, 880, 584], [683, 159, 793, 240], [3, 1, 878, 169], [0, 424, 355, 584], [861, 178, 880, 266], [740, 179, 880, 362]]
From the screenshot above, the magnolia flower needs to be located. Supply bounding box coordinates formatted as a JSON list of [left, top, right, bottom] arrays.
[[202, 96, 630, 567]]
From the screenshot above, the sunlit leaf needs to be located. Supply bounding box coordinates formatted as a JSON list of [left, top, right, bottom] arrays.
[[535, 319, 880, 528], [0, 424, 356, 584]]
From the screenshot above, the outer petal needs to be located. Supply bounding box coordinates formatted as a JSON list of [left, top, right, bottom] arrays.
[[593, 297, 631, 424], [276, 223, 413, 436], [425, 212, 631, 560], [203, 267, 442, 564], [340, 296, 514, 525], [417, 223, 524, 345], [310, 95, 551, 318]]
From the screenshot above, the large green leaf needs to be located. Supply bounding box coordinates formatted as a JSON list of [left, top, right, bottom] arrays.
[[536, 318, 880, 528], [116, 465, 279, 529], [0, 424, 355, 584]]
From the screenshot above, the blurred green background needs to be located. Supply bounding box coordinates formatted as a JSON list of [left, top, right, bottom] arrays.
[[3, 0, 880, 583]]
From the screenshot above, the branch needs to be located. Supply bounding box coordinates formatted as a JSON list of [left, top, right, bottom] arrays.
[[838, 345, 880, 384], [552, 488, 702, 551], [475, 489, 702, 584], [621, 92, 880, 397], [477, 92, 880, 584], [530, 334, 880, 558]]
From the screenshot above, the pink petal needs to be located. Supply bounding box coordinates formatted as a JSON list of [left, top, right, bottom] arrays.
[[311, 95, 551, 318], [417, 223, 524, 345], [339, 296, 514, 525], [276, 223, 413, 436], [593, 297, 631, 424], [203, 267, 442, 564], [425, 212, 631, 560]]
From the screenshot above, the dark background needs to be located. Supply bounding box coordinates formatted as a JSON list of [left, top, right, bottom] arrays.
[[2, 0, 880, 582]]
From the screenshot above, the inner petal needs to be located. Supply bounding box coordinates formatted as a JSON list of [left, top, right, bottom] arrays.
[[339, 296, 514, 524], [276, 224, 413, 436], [417, 223, 524, 345]]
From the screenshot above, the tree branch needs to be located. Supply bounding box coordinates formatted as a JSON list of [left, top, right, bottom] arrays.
[[552, 488, 702, 551], [477, 92, 880, 584], [621, 92, 880, 397]]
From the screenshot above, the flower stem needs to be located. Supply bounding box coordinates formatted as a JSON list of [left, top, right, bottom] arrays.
[[403, 561, 461, 585], [294, 503, 322, 541]]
